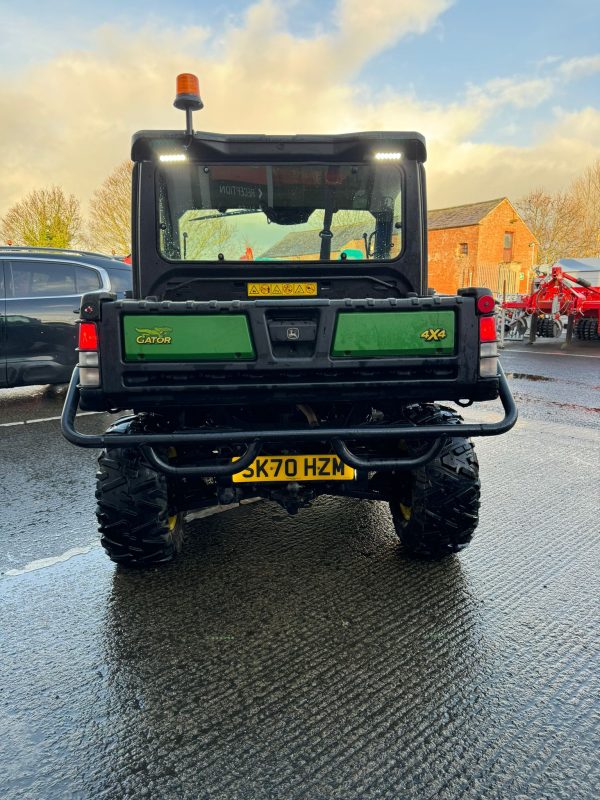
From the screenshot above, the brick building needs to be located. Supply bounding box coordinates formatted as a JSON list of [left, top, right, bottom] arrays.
[[259, 197, 536, 297], [427, 197, 537, 295]]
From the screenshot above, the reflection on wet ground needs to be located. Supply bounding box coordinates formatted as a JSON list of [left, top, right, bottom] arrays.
[[2, 484, 598, 799], [1, 350, 599, 798]]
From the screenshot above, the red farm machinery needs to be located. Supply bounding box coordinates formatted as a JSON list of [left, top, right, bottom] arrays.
[[499, 264, 600, 346]]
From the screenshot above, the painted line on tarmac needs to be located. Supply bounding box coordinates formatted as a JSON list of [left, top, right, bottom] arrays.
[[502, 349, 600, 359], [2, 502, 261, 578], [0, 411, 103, 428], [3, 544, 99, 577]]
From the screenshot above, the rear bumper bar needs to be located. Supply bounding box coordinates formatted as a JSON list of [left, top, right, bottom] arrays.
[[61, 366, 517, 473]]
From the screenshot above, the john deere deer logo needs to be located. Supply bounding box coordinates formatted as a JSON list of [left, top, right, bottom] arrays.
[[420, 327, 447, 342], [135, 326, 173, 344]]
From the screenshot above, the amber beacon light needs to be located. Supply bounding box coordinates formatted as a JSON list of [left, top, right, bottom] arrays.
[[174, 73, 204, 136], [174, 73, 203, 109]]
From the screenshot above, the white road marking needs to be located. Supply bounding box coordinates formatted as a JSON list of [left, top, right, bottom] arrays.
[[501, 349, 600, 359], [4, 545, 99, 577], [3, 501, 261, 577], [0, 411, 103, 428]]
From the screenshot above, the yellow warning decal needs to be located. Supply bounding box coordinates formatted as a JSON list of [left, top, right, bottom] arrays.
[[247, 282, 317, 297]]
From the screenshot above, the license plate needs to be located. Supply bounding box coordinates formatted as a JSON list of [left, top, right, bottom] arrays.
[[232, 454, 355, 483]]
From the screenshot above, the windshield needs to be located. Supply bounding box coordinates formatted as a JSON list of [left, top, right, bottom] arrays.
[[157, 163, 402, 262]]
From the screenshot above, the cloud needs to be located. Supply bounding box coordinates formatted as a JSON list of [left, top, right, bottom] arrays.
[[427, 107, 600, 207], [0, 0, 598, 224], [470, 77, 555, 109], [557, 54, 600, 80], [335, 0, 453, 60]]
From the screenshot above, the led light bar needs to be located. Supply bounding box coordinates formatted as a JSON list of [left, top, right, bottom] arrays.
[[159, 153, 187, 162], [374, 152, 403, 161]]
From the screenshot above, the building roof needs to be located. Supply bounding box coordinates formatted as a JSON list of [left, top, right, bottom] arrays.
[[427, 198, 505, 230], [259, 223, 368, 259], [260, 197, 526, 258], [557, 257, 600, 271]]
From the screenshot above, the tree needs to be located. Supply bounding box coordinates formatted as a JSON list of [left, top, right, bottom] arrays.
[[1, 186, 82, 248], [87, 160, 133, 255], [517, 189, 580, 265], [518, 159, 600, 264], [178, 211, 233, 259], [569, 159, 600, 257]]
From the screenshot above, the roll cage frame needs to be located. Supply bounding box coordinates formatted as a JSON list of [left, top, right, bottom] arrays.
[[131, 131, 429, 301]]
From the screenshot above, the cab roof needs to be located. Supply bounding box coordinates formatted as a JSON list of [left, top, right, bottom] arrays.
[[131, 130, 427, 163]]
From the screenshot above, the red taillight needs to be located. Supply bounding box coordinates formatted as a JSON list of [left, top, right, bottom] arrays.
[[477, 294, 495, 314], [79, 322, 98, 350], [479, 316, 496, 342]]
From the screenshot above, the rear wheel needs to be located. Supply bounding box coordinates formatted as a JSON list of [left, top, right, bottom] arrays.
[[388, 406, 480, 560], [96, 447, 184, 567]]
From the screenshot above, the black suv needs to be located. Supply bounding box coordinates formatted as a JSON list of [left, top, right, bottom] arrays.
[[0, 247, 131, 388]]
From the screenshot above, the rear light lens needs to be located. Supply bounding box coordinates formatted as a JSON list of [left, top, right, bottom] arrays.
[[79, 351, 99, 366], [479, 342, 498, 357], [78, 321, 100, 387], [79, 368, 100, 386], [79, 322, 98, 350], [477, 294, 496, 314], [479, 316, 497, 342], [478, 315, 498, 378], [479, 358, 498, 378]]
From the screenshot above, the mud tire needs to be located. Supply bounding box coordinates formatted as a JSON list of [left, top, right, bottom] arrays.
[[389, 406, 480, 560], [537, 317, 559, 338], [96, 447, 184, 567], [574, 317, 599, 340]]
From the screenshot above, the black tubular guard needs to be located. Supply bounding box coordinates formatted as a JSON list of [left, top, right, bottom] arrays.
[[61, 366, 517, 474]]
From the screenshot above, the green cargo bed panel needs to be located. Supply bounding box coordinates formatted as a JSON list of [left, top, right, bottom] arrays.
[[332, 310, 455, 357], [122, 314, 255, 361]]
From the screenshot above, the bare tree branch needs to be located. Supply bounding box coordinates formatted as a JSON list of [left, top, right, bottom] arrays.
[[179, 211, 233, 259], [569, 159, 600, 257], [86, 160, 133, 255], [518, 159, 600, 264]]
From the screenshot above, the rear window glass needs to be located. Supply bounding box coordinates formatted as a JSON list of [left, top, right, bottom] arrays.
[[75, 266, 101, 293], [108, 270, 132, 294], [157, 162, 403, 263]]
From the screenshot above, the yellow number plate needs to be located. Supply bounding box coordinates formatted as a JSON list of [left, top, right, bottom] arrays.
[[247, 282, 317, 297], [232, 455, 355, 483]]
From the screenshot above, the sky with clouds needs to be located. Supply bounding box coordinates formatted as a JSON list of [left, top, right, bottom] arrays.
[[0, 0, 599, 216]]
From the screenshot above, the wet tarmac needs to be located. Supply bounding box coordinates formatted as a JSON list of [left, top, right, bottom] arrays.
[[1, 345, 599, 799]]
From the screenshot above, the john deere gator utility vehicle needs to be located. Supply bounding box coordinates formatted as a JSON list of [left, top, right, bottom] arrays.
[[61, 74, 517, 567]]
